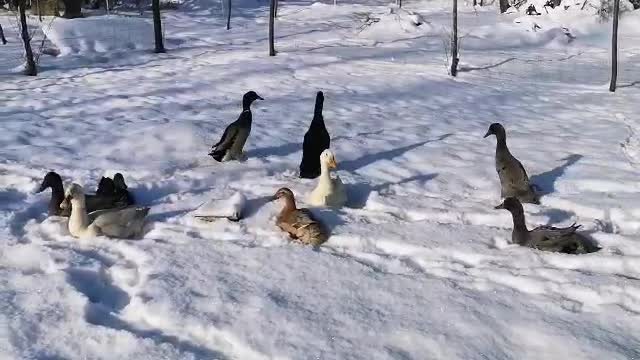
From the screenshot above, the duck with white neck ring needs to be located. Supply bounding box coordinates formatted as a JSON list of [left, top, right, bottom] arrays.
[[61, 183, 150, 239], [307, 149, 347, 208]]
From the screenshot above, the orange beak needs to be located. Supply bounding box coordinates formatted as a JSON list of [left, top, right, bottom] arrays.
[[328, 157, 338, 169]]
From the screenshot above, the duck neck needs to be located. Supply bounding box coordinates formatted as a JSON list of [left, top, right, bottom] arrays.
[[510, 209, 528, 237], [282, 195, 297, 212], [495, 132, 508, 151], [50, 183, 65, 210], [242, 99, 253, 111], [68, 198, 90, 236], [319, 163, 334, 187]]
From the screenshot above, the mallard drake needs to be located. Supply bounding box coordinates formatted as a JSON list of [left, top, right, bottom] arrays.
[[209, 91, 264, 162], [495, 197, 599, 254], [61, 183, 149, 239], [273, 187, 329, 246], [299, 91, 330, 179], [37, 171, 132, 217], [307, 149, 347, 208], [484, 123, 539, 204]]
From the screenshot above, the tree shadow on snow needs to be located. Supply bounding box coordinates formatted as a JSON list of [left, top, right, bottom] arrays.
[[246, 142, 301, 159], [347, 173, 438, 209], [530, 154, 583, 197], [458, 57, 517, 73], [619, 81, 640, 88], [341, 133, 452, 172]]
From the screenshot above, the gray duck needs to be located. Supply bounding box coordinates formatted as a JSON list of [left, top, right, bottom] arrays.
[[495, 197, 600, 254], [37, 171, 132, 216], [484, 123, 540, 204]]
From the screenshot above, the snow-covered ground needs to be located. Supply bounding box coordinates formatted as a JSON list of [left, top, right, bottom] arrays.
[[1, 1, 640, 359]]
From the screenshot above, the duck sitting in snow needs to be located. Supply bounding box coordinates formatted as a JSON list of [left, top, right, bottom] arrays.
[[307, 149, 347, 208], [495, 197, 599, 254], [273, 187, 329, 246], [37, 171, 132, 217], [61, 183, 149, 239]]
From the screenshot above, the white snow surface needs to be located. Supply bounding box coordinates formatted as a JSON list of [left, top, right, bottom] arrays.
[[1, 1, 640, 359]]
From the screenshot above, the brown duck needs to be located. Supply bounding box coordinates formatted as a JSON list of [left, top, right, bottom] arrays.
[[272, 187, 329, 246]]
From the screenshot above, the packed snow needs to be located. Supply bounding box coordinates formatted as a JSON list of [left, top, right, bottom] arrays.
[[1, 0, 640, 359]]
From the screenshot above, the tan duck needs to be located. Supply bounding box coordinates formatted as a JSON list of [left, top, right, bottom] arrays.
[[272, 187, 329, 246]]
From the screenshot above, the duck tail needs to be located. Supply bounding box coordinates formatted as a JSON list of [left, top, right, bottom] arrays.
[[313, 91, 324, 118]]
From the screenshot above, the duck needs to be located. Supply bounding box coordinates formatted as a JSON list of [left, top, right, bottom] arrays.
[[307, 149, 347, 208], [97, 173, 136, 205], [484, 123, 540, 204], [495, 197, 600, 254], [36, 171, 131, 217], [299, 91, 330, 179], [209, 91, 264, 162], [272, 187, 329, 246], [194, 191, 247, 222], [61, 183, 149, 239]]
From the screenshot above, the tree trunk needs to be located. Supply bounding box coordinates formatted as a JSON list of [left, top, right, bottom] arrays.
[[34, 0, 60, 16], [451, 0, 459, 77], [226, 0, 231, 30], [398, 0, 402, 8], [18, 0, 37, 76], [0, 24, 7, 45], [269, 0, 275, 56], [609, 0, 619, 92], [152, 0, 165, 53], [274, 0, 278, 18], [62, 0, 84, 18], [499, 0, 509, 12]]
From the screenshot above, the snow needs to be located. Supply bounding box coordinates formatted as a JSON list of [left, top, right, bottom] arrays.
[[42, 16, 154, 55], [1, 1, 640, 359]]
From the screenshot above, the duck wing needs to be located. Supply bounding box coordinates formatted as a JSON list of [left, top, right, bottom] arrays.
[[530, 224, 597, 254], [92, 206, 150, 239], [279, 208, 328, 246]]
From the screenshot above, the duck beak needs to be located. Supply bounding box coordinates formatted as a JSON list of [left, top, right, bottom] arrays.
[[483, 130, 492, 138], [36, 181, 47, 193], [328, 158, 338, 169], [494, 203, 505, 210], [257, 95, 264, 100]]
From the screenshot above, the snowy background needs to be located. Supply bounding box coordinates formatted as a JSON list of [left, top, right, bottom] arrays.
[[1, 0, 640, 358]]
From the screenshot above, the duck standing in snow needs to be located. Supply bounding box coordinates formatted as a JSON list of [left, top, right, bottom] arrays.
[[208, 91, 264, 162], [272, 187, 329, 246], [495, 197, 599, 254], [299, 91, 330, 179], [307, 149, 347, 208], [37, 171, 132, 217], [484, 123, 540, 204], [61, 183, 149, 239]]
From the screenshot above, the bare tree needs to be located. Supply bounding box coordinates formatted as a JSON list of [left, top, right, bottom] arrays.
[[0, 24, 7, 45], [451, 0, 459, 76], [152, 0, 165, 53], [609, 0, 620, 92], [17, 0, 37, 75], [269, 0, 276, 56], [499, 0, 509, 12], [226, 0, 231, 30]]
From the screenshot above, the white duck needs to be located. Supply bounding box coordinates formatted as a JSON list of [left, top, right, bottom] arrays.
[[307, 149, 347, 208], [61, 183, 149, 239]]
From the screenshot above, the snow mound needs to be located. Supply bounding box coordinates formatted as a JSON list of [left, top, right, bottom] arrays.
[[357, 7, 433, 43], [42, 16, 153, 56]]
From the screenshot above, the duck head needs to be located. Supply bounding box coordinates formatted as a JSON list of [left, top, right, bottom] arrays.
[[494, 197, 524, 214], [320, 149, 338, 170], [243, 91, 264, 109], [483, 123, 506, 139], [113, 173, 128, 190], [60, 183, 86, 210], [36, 171, 64, 194], [96, 177, 115, 195], [272, 187, 294, 202]]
